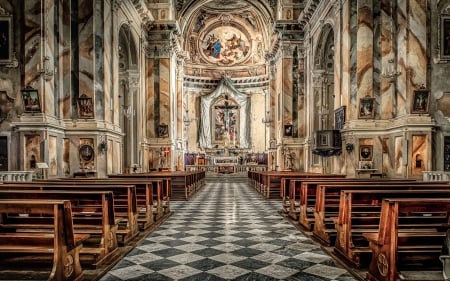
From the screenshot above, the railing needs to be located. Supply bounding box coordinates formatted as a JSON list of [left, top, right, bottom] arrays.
[[186, 165, 267, 174], [0, 171, 34, 182], [422, 171, 450, 181]]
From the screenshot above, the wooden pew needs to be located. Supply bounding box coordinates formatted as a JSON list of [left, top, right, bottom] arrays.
[[334, 189, 450, 268], [311, 182, 450, 246], [251, 171, 346, 199], [364, 198, 450, 281], [109, 171, 204, 200], [0, 199, 89, 281], [0, 190, 119, 268], [297, 180, 421, 231], [0, 182, 139, 245], [46, 178, 169, 229]]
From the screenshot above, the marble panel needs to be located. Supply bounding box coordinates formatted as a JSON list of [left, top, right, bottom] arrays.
[[25, 135, 41, 170], [394, 136, 404, 175], [78, 0, 94, 101], [23, 1, 41, 89], [411, 134, 427, 176], [63, 138, 70, 176], [146, 59, 155, 138], [341, 0, 351, 109], [60, 0, 72, 119], [395, 1, 408, 116], [356, 1, 373, 98], [437, 94, 450, 117], [48, 136, 57, 176], [283, 57, 293, 125], [159, 59, 170, 127], [406, 0, 427, 97]]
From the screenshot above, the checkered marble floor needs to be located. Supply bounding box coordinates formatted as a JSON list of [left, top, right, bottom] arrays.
[[100, 179, 357, 281]]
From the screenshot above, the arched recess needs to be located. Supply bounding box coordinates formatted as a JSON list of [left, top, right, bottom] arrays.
[[311, 23, 336, 169], [118, 23, 139, 172], [313, 24, 335, 132]]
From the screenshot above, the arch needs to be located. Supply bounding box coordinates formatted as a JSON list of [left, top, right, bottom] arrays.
[[118, 22, 140, 172]]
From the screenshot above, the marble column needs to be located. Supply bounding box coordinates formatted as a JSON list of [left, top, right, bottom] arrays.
[[77, 0, 95, 110], [356, 0, 374, 101], [380, 0, 395, 119], [282, 45, 293, 132]]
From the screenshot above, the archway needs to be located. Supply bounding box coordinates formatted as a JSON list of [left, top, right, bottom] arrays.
[[118, 23, 139, 172]]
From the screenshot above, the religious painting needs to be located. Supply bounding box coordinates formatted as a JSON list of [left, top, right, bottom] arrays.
[[284, 125, 293, 137], [334, 106, 346, 130], [77, 94, 94, 118], [202, 25, 251, 66], [411, 88, 430, 114], [21, 88, 41, 113], [0, 14, 12, 64], [441, 15, 450, 59], [360, 145, 373, 161], [358, 97, 375, 119], [213, 97, 239, 145], [158, 124, 169, 138]]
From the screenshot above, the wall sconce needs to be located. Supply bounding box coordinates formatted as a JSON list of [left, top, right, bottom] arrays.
[[183, 110, 192, 127], [381, 58, 401, 82], [345, 143, 354, 153], [98, 134, 108, 155], [123, 105, 135, 120], [262, 111, 272, 126], [37, 56, 54, 81]]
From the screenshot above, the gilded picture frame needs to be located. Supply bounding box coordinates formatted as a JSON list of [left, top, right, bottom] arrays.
[[411, 89, 430, 114], [21, 88, 41, 113], [0, 14, 12, 64], [358, 97, 375, 119], [359, 145, 373, 161]]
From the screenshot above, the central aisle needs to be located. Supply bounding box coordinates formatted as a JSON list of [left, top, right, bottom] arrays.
[[100, 179, 357, 281]]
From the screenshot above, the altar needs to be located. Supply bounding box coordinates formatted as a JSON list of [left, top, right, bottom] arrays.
[[213, 156, 238, 174]]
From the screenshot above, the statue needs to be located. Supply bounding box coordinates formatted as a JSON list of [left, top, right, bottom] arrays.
[[159, 147, 166, 169]]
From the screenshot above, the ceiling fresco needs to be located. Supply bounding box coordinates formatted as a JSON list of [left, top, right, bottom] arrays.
[[201, 26, 251, 66]]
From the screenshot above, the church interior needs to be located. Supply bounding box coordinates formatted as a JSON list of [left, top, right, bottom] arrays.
[[0, 0, 450, 281]]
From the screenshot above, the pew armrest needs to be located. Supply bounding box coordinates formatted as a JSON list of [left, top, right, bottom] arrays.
[[440, 255, 450, 281]]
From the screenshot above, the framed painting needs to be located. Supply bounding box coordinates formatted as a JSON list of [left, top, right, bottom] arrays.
[[334, 106, 346, 130], [0, 14, 12, 64], [284, 124, 293, 137], [441, 15, 450, 59], [359, 145, 373, 161], [21, 88, 41, 113], [411, 88, 430, 114], [158, 124, 169, 138], [358, 97, 375, 119], [77, 94, 94, 118]]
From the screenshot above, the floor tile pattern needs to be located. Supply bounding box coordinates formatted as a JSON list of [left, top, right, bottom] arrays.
[[100, 179, 357, 281]]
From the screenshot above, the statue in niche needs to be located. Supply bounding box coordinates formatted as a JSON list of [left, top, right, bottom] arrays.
[[194, 12, 207, 33]]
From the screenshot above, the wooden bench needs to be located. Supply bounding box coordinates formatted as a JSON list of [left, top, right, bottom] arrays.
[[0, 190, 119, 268], [46, 178, 170, 229], [333, 189, 450, 268], [311, 182, 450, 246], [0, 182, 139, 245], [296, 180, 419, 231], [249, 171, 346, 199], [109, 171, 205, 200], [0, 199, 89, 281], [364, 198, 450, 281]]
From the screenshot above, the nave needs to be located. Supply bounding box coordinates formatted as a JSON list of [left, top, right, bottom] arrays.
[[100, 179, 357, 281]]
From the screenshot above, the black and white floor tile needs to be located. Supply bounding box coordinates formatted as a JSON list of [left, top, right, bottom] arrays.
[[100, 179, 357, 281]]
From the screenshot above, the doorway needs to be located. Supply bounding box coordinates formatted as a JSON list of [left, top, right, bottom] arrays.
[[0, 136, 7, 171]]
